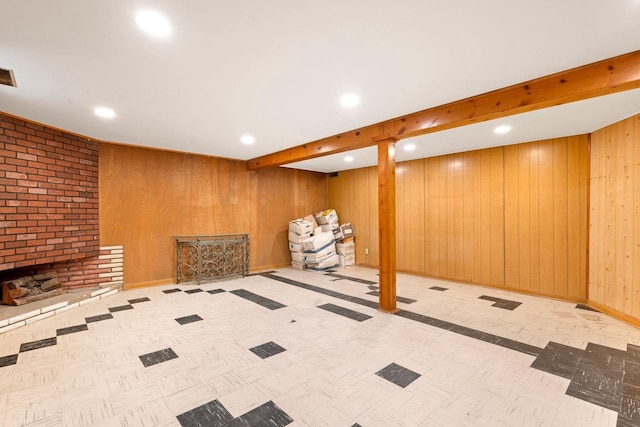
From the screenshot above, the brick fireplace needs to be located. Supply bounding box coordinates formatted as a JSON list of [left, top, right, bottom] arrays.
[[0, 112, 111, 296]]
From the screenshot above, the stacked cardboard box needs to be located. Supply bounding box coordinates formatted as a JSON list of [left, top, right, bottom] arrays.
[[334, 223, 356, 266], [302, 231, 338, 270], [288, 216, 316, 269]]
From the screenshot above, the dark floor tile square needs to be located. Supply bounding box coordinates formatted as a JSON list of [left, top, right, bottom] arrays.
[[176, 314, 203, 325], [249, 341, 286, 359], [365, 291, 416, 304], [627, 344, 640, 362], [318, 303, 372, 322], [108, 304, 134, 313], [20, 337, 57, 352], [429, 286, 448, 291], [566, 380, 621, 412], [185, 288, 203, 294], [85, 313, 114, 323], [576, 303, 600, 312], [620, 394, 640, 422], [0, 354, 18, 368], [56, 324, 88, 336], [230, 289, 286, 310], [139, 348, 179, 367], [177, 399, 233, 427], [163, 288, 182, 294], [623, 361, 640, 385], [128, 297, 151, 304], [479, 295, 522, 310], [376, 362, 421, 388], [583, 343, 626, 374], [207, 289, 225, 294], [572, 364, 622, 396], [530, 342, 584, 379], [226, 400, 293, 427]]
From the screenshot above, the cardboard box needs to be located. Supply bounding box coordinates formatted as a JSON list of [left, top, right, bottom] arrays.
[[288, 241, 302, 252], [304, 214, 319, 229], [290, 260, 306, 270], [336, 240, 355, 256], [332, 228, 344, 241], [315, 209, 338, 225], [313, 226, 322, 236], [303, 244, 336, 263], [301, 231, 335, 253], [338, 254, 355, 267], [340, 223, 355, 240], [289, 218, 314, 235], [290, 251, 304, 262], [307, 253, 339, 270], [321, 222, 340, 232], [289, 230, 311, 243]]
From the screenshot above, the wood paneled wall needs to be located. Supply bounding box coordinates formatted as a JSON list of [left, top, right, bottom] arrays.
[[329, 137, 589, 300], [590, 114, 640, 321], [99, 144, 327, 287], [504, 137, 589, 300]]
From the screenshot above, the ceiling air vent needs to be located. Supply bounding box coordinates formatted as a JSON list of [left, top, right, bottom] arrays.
[[0, 68, 17, 87]]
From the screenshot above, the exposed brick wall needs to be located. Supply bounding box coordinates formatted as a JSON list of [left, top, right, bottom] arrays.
[[0, 245, 123, 291], [0, 112, 99, 271]]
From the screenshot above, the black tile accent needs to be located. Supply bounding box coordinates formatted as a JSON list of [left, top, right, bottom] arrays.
[[185, 288, 204, 294], [394, 309, 544, 357], [247, 270, 277, 276], [108, 304, 134, 313], [226, 400, 293, 427], [566, 379, 621, 412], [376, 362, 421, 388], [128, 297, 151, 304], [368, 285, 379, 291], [20, 337, 57, 352], [163, 288, 182, 294], [85, 313, 114, 323], [177, 399, 233, 427], [628, 344, 640, 362], [250, 341, 286, 359], [366, 290, 416, 304], [619, 383, 640, 424], [56, 324, 89, 336], [530, 342, 585, 379], [576, 303, 600, 312], [230, 289, 286, 310], [324, 272, 378, 285], [429, 286, 448, 291], [0, 354, 18, 368], [139, 348, 179, 368], [207, 289, 225, 294], [175, 314, 203, 325], [262, 272, 543, 356], [479, 295, 522, 310], [261, 273, 378, 309], [352, 424, 363, 427], [318, 303, 372, 322]]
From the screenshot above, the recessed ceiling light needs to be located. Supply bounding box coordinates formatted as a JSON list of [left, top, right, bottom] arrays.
[[240, 135, 255, 145], [344, 156, 354, 162], [136, 10, 172, 37], [403, 143, 416, 151], [94, 106, 116, 119], [340, 93, 359, 108], [494, 124, 511, 134]]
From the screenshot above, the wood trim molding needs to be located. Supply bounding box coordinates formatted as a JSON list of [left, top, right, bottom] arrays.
[[247, 50, 640, 170]]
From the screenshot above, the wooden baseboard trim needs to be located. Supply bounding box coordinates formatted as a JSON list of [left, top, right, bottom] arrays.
[[124, 278, 175, 290], [587, 300, 640, 329]]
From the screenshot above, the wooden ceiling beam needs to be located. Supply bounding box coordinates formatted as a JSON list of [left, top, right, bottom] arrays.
[[247, 50, 640, 170]]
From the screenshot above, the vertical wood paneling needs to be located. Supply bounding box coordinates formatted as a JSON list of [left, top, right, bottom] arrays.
[[100, 144, 326, 287], [330, 137, 585, 301], [590, 113, 640, 321]]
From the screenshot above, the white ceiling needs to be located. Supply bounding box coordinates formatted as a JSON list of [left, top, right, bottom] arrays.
[[1, 0, 640, 172]]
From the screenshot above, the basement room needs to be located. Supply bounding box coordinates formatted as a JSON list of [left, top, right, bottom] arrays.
[[1, 1, 640, 426]]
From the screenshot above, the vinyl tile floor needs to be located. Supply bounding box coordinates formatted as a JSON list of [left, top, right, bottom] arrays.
[[1, 266, 640, 427]]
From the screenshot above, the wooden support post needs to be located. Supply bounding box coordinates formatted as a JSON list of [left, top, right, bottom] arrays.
[[378, 138, 397, 313]]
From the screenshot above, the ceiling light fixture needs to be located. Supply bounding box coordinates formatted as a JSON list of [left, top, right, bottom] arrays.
[[136, 10, 172, 37], [344, 156, 354, 162], [403, 143, 416, 151], [340, 93, 359, 108], [494, 124, 511, 134], [94, 106, 116, 119], [240, 135, 255, 145]]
